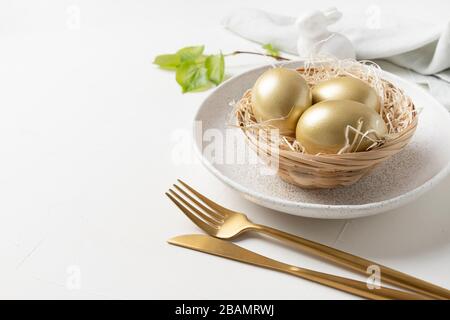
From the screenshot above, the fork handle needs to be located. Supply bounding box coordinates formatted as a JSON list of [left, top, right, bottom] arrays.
[[285, 266, 424, 300], [251, 224, 450, 300]]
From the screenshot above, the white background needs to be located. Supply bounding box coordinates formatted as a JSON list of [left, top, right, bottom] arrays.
[[0, 0, 449, 299]]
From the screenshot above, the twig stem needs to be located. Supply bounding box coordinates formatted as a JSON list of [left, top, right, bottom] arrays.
[[225, 50, 291, 61]]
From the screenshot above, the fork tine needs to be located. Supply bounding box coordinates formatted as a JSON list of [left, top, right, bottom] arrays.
[[168, 188, 221, 227], [173, 184, 224, 222], [165, 192, 217, 234], [177, 179, 232, 216]]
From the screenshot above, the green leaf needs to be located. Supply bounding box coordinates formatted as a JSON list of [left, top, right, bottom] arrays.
[[194, 54, 207, 64], [262, 43, 280, 57], [176, 61, 210, 93], [205, 53, 225, 85], [155, 45, 224, 93], [153, 53, 181, 70], [177, 45, 205, 62]]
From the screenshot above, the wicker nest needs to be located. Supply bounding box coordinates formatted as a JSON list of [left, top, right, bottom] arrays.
[[235, 60, 418, 189]]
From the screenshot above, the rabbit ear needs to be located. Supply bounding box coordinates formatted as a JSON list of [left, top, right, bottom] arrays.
[[322, 7, 342, 24], [295, 10, 322, 28]]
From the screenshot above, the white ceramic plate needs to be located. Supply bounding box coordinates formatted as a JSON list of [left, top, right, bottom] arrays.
[[193, 61, 450, 219]]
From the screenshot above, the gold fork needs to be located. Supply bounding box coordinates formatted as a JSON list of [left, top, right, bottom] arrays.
[[166, 179, 450, 300]]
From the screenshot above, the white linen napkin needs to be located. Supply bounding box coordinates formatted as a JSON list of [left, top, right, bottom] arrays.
[[222, 8, 450, 108]]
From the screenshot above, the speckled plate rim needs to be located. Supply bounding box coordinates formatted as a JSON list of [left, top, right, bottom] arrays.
[[192, 61, 450, 219]]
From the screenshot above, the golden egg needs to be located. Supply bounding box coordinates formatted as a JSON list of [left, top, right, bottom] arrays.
[[296, 100, 387, 154], [251, 68, 312, 135], [312, 76, 381, 112]]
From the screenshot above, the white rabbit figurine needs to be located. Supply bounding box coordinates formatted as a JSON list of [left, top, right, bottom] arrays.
[[295, 8, 356, 59]]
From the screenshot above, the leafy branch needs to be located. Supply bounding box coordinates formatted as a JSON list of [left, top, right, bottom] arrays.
[[153, 44, 289, 93]]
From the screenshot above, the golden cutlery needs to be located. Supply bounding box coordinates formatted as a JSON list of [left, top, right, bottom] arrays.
[[166, 179, 450, 300], [168, 234, 425, 300]]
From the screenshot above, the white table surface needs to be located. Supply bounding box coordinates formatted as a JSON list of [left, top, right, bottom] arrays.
[[1, 0, 449, 299]]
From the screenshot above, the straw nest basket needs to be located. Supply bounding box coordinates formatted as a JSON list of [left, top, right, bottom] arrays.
[[235, 61, 418, 189]]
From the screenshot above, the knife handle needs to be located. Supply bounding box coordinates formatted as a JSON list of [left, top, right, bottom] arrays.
[[284, 266, 424, 300], [252, 224, 449, 300]]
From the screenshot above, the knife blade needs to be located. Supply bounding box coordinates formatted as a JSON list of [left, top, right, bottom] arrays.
[[168, 234, 425, 300], [168, 234, 288, 271]]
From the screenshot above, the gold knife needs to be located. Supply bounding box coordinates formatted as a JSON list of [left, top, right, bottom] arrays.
[[168, 234, 427, 300]]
